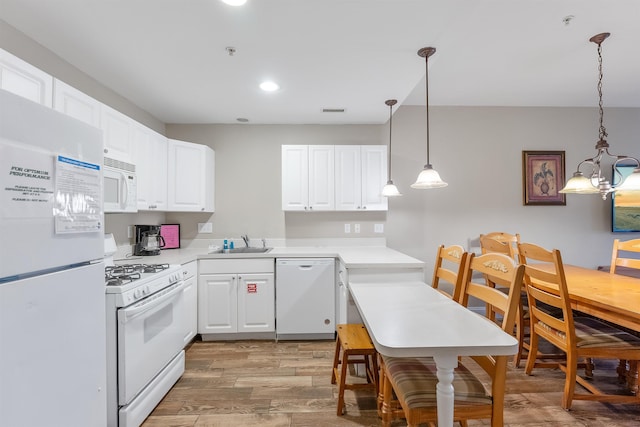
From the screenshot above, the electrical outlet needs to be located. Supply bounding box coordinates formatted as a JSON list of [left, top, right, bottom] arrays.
[[127, 225, 133, 238], [344, 224, 351, 233], [354, 223, 361, 233], [374, 223, 384, 233], [198, 222, 213, 233]]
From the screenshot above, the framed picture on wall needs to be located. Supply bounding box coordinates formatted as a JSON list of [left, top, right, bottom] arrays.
[[612, 164, 640, 232], [522, 150, 566, 206]]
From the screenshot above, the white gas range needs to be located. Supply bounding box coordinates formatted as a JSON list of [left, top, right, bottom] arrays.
[[104, 240, 185, 427]]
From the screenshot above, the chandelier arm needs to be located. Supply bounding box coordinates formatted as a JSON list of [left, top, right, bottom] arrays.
[[574, 159, 594, 174], [613, 157, 640, 186]]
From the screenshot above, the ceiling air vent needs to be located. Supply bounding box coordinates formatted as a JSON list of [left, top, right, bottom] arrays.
[[322, 108, 345, 113]]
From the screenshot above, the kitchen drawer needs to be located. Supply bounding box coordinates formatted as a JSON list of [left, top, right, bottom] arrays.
[[198, 258, 274, 274], [181, 261, 197, 280]]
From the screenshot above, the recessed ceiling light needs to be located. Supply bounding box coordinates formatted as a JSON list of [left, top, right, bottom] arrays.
[[259, 81, 280, 92], [221, 0, 247, 6]]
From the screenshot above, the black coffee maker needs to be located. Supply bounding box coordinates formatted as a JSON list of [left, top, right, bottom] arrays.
[[133, 225, 165, 256]]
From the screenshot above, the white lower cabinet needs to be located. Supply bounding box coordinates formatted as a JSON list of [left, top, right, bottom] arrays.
[[198, 259, 274, 339], [181, 261, 198, 346]]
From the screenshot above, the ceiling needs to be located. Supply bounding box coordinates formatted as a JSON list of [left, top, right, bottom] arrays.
[[1, 0, 639, 125]]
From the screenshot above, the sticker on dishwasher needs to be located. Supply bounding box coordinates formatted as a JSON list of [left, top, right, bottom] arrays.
[[247, 283, 257, 293]]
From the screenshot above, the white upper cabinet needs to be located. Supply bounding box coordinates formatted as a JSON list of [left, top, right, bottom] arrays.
[[309, 145, 335, 210], [167, 139, 215, 212], [360, 145, 388, 211], [281, 145, 309, 211], [335, 146, 362, 211], [101, 104, 134, 162], [133, 124, 167, 210], [0, 48, 53, 107], [53, 79, 101, 127], [282, 145, 334, 211], [335, 145, 388, 211]]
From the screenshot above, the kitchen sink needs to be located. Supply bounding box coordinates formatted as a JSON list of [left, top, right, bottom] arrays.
[[211, 247, 272, 254]]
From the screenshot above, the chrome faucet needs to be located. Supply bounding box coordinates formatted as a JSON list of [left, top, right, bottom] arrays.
[[241, 234, 250, 248]]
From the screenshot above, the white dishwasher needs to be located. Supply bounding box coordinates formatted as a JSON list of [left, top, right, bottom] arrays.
[[276, 258, 335, 340]]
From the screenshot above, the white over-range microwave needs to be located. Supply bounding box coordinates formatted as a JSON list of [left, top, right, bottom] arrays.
[[103, 157, 137, 213]]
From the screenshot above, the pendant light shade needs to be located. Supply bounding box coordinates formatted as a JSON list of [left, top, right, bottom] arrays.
[[411, 165, 448, 189], [382, 99, 402, 197], [560, 32, 640, 200], [616, 168, 640, 191], [381, 182, 402, 197], [411, 47, 447, 190], [560, 171, 601, 194]]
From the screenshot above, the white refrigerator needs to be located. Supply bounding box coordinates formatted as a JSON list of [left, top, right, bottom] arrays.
[[0, 90, 107, 427]]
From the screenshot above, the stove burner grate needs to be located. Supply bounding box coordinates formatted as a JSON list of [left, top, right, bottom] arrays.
[[104, 263, 171, 286]]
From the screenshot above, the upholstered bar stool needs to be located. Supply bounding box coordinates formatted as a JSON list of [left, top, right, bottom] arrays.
[[331, 323, 379, 415]]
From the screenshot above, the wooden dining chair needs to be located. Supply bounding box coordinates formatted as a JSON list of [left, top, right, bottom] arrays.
[[379, 252, 524, 427], [479, 232, 521, 261], [519, 242, 640, 409], [430, 244, 470, 302], [610, 238, 640, 274], [375, 244, 470, 416], [609, 238, 640, 391], [480, 235, 529, 367]]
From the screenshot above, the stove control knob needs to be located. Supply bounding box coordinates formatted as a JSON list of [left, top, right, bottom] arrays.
[[134, 289, 141, 299], [144, 286, 150, 295]]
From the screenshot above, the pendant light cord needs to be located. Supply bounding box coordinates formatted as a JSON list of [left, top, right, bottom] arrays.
[[385, 99, 397, 181], [388, 103, 393, 176], [425, 53, 431, 166]]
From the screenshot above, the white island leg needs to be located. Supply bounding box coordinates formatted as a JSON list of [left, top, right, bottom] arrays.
[[433, 354, 458, 427]]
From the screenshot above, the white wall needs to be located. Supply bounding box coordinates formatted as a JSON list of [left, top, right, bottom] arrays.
[[388, 106, 640, 270], [164, 124, 387, 241], [167, 105, 640, 273]]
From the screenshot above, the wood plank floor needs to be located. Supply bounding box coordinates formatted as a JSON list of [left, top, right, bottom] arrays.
[[142, 339, 640, 427]]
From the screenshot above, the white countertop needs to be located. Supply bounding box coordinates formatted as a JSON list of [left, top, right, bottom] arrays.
[[349, 281, 518, 357], [112, 244, 424, 270]]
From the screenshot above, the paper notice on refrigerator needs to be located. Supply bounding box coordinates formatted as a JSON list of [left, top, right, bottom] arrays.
[[0, 139, 55, 219], [53, 155, 103, 234]]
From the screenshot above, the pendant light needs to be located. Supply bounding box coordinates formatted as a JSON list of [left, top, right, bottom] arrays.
[[560, 33, 640, 200], [411, 47, 448, 189], [381, 99, 402, 197]]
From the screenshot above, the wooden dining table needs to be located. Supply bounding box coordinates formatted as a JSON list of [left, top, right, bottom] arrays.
[[536, 264, 640, 332], [349, 281, 518, 427]]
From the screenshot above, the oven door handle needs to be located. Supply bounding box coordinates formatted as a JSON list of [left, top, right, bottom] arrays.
[[121, 282, 184, 322]]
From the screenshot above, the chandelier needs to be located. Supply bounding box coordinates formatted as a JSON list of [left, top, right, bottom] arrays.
[[381, 99, 402, 197], [560, 32, 640, 200], [411, 47, 448, 189]]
